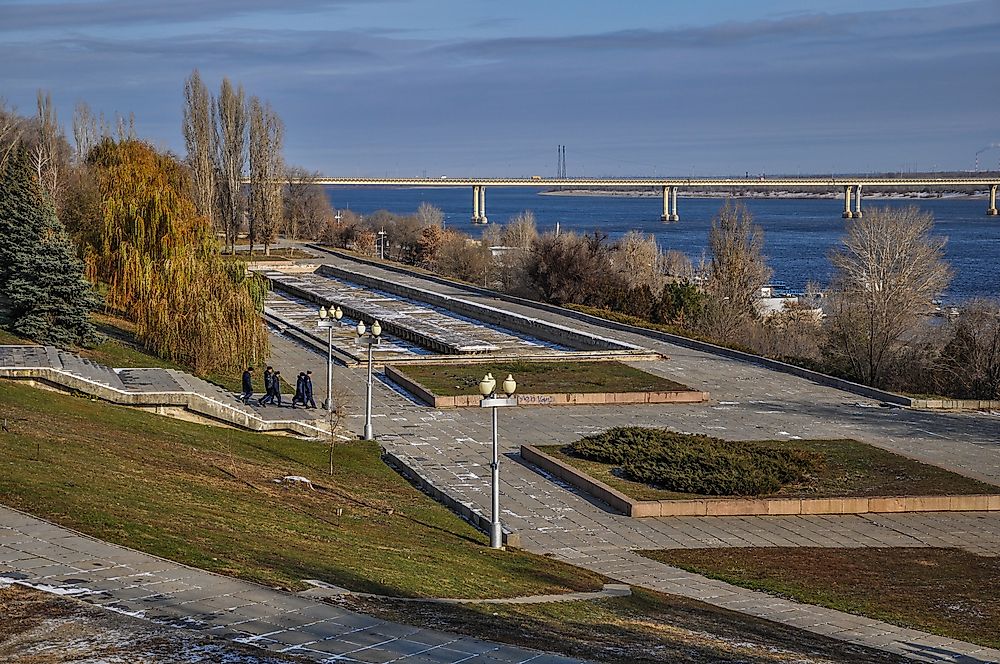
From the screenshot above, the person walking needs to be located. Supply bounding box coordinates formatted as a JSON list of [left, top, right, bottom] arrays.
[[303, 370, 317, 409], [292, 372, 306, 408], [240, 367, 254, 404], [259, 366, 275, 406], [272, 370, 284, 407]]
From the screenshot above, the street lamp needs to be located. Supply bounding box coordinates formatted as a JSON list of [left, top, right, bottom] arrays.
[[356, 319, 382, 440], [376, 228, 387, 260], [318, 305, 343, 412], [479, 371, 518, 549]]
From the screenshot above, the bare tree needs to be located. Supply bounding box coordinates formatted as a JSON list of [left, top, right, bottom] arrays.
[[938, 300, 1000, 399], [248, 96, 284, 255], [283, 166, 335, 239], [71, 101, 101, 163], [824, 206, 951, 387], [215, 78, 247, 253], [183, 70, 217, 229], [702, 201, 772, 340], [32, 90, 68, 204], [415, 201, 444, 228], [613, 230, 664, 290], [0, 98, 22, 172]]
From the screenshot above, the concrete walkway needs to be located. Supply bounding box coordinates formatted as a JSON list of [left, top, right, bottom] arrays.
[[0, 506, 585, 664], [263, 254, 1000, 664]]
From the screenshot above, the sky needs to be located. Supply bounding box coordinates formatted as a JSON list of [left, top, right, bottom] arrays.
[[2, 0, 999, 176]]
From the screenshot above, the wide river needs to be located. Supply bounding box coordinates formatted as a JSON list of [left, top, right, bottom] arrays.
[[324, 187, 1000, 303]]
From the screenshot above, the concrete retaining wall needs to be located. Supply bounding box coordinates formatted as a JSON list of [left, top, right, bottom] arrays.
[[382, 448, 521, 548], [521, 444, 1000, 518], [385, 365, 708, 408]]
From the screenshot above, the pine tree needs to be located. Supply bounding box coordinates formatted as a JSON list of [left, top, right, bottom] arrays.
[[0, 148, 100, 347]]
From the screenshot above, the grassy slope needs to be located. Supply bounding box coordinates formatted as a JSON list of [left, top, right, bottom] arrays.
[[347, 586, 911, 664], [396, 361, 689, 397], [0, 381, 603, 599], [644, 547, 1000, 649], [538, 439, 998, 501]]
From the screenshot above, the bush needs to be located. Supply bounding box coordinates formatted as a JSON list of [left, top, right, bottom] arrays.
[[567, 427, 820, 496]]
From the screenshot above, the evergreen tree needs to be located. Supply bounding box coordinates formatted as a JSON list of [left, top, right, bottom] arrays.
[[0, 148, 100, 347]]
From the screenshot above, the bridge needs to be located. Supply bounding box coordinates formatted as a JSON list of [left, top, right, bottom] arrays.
[[310, 177, 1000, 223]]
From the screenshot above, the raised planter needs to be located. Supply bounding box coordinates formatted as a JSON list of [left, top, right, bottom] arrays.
[[521, 444, 1000, 518], [385, 365, 709, 408]]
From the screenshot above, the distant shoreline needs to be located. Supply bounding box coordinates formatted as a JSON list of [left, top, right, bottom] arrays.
[[539, 189, 986, 200]]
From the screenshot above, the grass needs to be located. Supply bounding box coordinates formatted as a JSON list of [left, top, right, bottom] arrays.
[[643, 547, 1000, 649], [0, 380, 605, 599], [538, 438, 998, 501], [345, 586, 911, 664], [395, 361, 690, 397], [0, 328, 29, 344]]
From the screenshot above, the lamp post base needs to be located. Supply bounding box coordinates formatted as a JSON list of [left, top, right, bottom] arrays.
[[490, 522, 502, 549], [363, 423, 374, 441]]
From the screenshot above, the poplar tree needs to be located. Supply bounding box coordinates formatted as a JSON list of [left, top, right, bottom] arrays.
[[182, 69, 216, 228], [215, 78, 247, 254], [0, 148, 99, 346], [248, 96, 284, 255]]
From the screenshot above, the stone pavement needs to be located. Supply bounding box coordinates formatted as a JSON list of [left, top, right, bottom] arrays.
[[0, 506, 585, 664], [264, 252, 1000, 663]]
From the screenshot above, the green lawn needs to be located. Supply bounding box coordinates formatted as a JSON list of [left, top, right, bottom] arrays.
[[643, 547, 1000, 649], [0, 328, 28, 344], [348, 586, 910, 664], [0, 381, 604, 599], [538, 439, 998, 501], [396, 361, 690, 397]]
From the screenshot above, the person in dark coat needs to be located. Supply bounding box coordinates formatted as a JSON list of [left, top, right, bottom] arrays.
[[259, 366, 275, 406], [241, 367, 254, 404], [303, 370, 317, 409], [272, 370, 284, 407], [292, 372, 306, 408]]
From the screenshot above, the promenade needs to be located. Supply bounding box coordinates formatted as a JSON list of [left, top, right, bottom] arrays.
[[264, 251, 1000, 663]]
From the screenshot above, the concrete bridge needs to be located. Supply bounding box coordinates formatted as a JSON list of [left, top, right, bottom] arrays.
[[310, 176, 1000, 223]]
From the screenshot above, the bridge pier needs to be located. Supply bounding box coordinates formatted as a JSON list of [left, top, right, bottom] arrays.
[[842, 185, 854, 219], [854, 184, 863, 218], [660, 186, 670, 221], [670, 186, 679, 221], [989, 185, 998, 216], [471, 186, 480, 223], [479, 186, 488, 224]]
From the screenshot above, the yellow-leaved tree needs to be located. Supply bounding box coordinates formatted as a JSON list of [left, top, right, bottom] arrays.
[[84, 139, 268, 373]]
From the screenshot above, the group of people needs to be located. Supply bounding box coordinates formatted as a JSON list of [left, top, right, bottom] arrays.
[[241, 366, 318, 409]]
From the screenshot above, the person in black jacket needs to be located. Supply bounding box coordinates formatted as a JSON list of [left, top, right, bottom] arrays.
[[292, 372, 306, 408], [258, 366, 274, 406], [303, 370, 317, 409], [241, 367, 254, 404], [272, 370, 284, 407]]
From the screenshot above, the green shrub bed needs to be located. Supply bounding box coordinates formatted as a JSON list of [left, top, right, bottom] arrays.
[[567, 427, 821, 496]]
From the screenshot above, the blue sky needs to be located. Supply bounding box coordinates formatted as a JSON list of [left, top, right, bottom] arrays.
[[2, 0, 998, 176]]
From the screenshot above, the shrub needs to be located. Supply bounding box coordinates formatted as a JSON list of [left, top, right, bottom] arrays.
[[568, 427, 820, 496]]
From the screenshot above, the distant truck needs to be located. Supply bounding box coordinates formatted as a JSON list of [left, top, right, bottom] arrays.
[[531, 175, 542, 180]]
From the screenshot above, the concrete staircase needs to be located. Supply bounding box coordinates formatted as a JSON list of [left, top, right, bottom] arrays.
[[0, 345, 328, 438]]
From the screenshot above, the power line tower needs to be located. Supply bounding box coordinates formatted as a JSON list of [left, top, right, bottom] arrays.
[[556, 145, 567, 178]]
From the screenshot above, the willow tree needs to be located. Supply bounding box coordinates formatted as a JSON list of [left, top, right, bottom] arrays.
[[85, 139, 268, 373]]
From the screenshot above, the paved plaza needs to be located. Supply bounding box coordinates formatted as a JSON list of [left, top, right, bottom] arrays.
[[264, 251, 1000, 663]]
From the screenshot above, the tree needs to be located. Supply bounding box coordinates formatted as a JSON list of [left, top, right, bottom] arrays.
[[31, 91, 69, 206], [702, 201, 772, 340], [415, 201, 444, 228], [72, 101, 106, 164], [0, 148, 99, 346], [613, 230, 664, 290], [215, 78, 247, 253], [182, 69, 216, 228], [938, 301, 1000, 399], [824, 206, 951, 387], [85, 139, 268, 373], [1, 98, 23, 172], [248, 96, 284, 255], [283, 167, 335, 239]]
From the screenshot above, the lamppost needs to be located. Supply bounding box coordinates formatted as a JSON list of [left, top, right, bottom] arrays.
[[317, 305, 343, 412], [356, 320, 381, 440], [376, 228, 387, 260], [478, 372, 517, 549]]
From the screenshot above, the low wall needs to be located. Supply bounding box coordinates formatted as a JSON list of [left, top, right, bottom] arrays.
[[309, 247, 918, 407], [385, 365, 709, 408], [521, 444, 1000, 518], [381, 448, 521, 548], [910, 398, 1000, 411]]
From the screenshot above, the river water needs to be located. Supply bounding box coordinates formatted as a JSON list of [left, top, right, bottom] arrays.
[[324, 187, 999, 302]]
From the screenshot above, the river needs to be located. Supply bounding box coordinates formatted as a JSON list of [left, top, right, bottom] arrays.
[[324, 187, 999, 302]]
